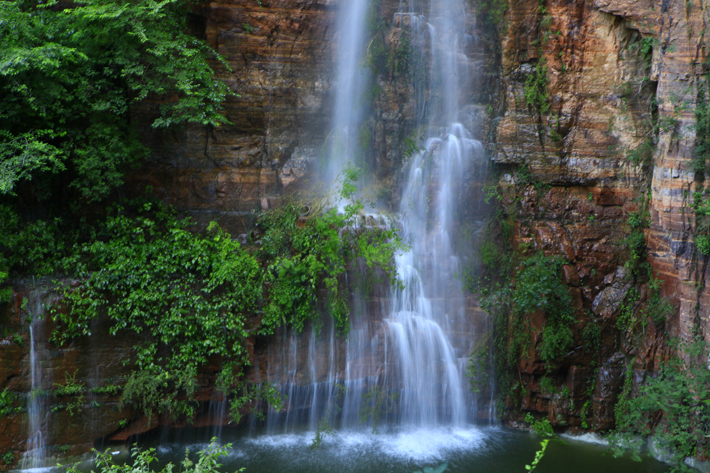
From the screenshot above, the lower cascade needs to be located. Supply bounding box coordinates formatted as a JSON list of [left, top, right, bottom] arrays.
[[264, 123, 487, 434]]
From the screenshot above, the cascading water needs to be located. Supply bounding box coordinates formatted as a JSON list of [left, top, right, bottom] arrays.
[[323, 0, 372, 184], [22, 289, 50, 470], [266, 0, 489, 434]]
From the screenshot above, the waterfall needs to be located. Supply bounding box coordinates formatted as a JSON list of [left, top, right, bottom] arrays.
[[266, 0, 489, 433], [22, 290, 49, 470], [323, 0, 372, 184]]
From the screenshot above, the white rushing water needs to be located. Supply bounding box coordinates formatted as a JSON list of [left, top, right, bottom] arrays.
[[22, 290, 50, 470], [323, 0, 372, 185], [264, 0, 489, 435]]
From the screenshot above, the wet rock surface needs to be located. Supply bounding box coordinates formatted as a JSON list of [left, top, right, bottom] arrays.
[[492, 0, 705, 434]]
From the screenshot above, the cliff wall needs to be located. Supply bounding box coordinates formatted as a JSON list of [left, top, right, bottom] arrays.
[[492, 0, 709, 431]]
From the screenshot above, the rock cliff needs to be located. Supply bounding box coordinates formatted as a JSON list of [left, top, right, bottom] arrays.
[[492, 0, 709, 431]]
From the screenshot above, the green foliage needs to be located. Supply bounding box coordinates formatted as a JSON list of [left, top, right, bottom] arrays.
[[692, 185, 710, 258], [0, 389, 22, 417], [645, 276, 674, 326], [517, 164, 549, 194], [612, 336, 710, 470], [625, 34, 654, 70], [90, 383, 122, 396], [539, 376, 556, 395], [626, 139, 654, 167], [0, 0, 233, 202], [582, 322, 601, 353], [51, 202, 263, 416], [121, 369, 198, 421], [623, 208, 649, 276], [311, 417, 334, 449], [402, 135, 424, 161], [639, 37, 655, 67], [0, 270, 11, 305], [219, 382, 284, 424], [695, 76, 710, 174], [512, 254, 575, 365], [0, 205, 72, 276], [64, 438, 239, 473], [1, 450, 13, 465], [524, 412, 555, 438], [359, 385, 398, 434], [483, 184, 502, 204], [525, 440, 549, 472], [466, 334, 491, 394], [472, 0, 507, 34], [481, 250, 576, 416], [524, 58, 550, 115], [391, 36, 413, 77], [480, 240, 506, 275], [363, 0, 388, 75], [48, 199, 263, 419], [49, 171, 403, 422], [258, 169, 404, 336], [311, 383, 347, 448], [52, 371, 86, 416], [580, 399, 592, 429], [616, 287, 640, 332], [697, 234, 710, 255]]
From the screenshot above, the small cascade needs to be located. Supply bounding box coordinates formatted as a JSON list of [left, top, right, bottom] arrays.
[[22, 290, 50, 470], [207, 399, 228, 441]]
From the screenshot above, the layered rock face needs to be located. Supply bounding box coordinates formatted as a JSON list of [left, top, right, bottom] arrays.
[[492, 0, 708, 430], [127, 0, 338, 233]]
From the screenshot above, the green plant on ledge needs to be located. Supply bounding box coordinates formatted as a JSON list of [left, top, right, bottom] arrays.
[[611, 335, 710, 471], [49, 168, 404, 424], [524, 57, 551, 115], [0, 389, 22, 417], [52, 370, 86, 416], [1, 450, 13, 465]]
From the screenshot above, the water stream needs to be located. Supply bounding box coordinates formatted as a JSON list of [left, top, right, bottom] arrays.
[[264, 0, 488, 435], [22, 289, 50, 470]]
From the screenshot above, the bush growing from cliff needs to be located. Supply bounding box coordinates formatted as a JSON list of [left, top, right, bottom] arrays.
[[480, 250, 576, 411], [0, 0, 232, 203], [612, 336, 710, 470], [512, 253, 575, 364], [49, 171, 404, 422]]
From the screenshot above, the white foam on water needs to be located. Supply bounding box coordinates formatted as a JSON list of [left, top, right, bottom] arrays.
[[560, 432, 609, 446], [236, 426, 489, 463], [245, 432, 313, 449], [11, 467, 55, 473], [376, 427, 487, 461]]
